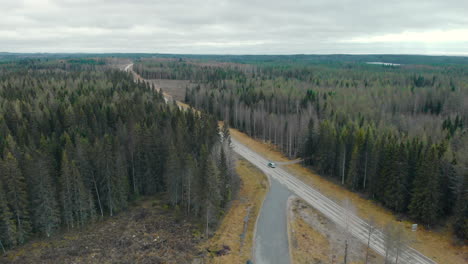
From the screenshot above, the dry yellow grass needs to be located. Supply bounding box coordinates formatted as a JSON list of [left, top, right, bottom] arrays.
[[203, 158, 268, 264], [288, 199, 331, 264], [289, 197, 384, 264], [230, 127, 467, 264]]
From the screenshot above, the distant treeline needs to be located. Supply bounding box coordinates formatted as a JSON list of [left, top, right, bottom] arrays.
[[0, 60, 237, 250], [136, 58, 468, 241]]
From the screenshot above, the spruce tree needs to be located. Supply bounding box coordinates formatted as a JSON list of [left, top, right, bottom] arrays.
[[453, 174, 468, 240], [219, 147, 230, 208], [164, 143, 181, 206], [408, 146, 441, 226], [25, 153, 60, 237], [0, 180, 16, 249], [59, 151, 75, 229], [1, 152, 31, 244], [205, 157, 221, 236], [385, 144, 408, 213]]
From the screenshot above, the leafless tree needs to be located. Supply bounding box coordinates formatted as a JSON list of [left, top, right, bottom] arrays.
[[341, 198, 356, 264], [384, 222, 411, 264], [365, 216, 376, 264]]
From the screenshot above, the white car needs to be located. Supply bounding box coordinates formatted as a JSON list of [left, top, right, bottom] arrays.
[[267, 162, 276, 168]]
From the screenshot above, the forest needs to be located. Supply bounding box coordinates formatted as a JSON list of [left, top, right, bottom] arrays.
[[134, 57, 468, 241], [0, 59, 237, 251]]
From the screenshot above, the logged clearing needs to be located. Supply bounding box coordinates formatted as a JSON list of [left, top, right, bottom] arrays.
[[202, 157, 269, 264], [150, 79, 196, 102], [1, 196, 201, 264], [0, 147, 268, 264], [230, 128, 467, 264], [130, 67, 193, 111], [289, 197, 383, 264]]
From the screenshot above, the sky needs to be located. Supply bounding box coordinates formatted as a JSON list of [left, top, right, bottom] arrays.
[[1, 0, 468, 55]]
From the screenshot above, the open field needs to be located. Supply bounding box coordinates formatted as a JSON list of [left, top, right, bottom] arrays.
[[230, 128, 467, 264], [202, 157, 269, 264], [1, 196, 201, 264]]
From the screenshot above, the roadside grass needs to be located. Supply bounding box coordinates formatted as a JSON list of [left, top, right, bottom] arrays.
[[288, 197, 331, 264], [289, 197, 383, 264], [202, 157, 269, 264], [230, 127, 467, 264]]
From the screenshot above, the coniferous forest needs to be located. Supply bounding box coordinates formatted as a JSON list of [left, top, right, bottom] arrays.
[[0, 59, 237, 251], [134, 56, 468, 241]]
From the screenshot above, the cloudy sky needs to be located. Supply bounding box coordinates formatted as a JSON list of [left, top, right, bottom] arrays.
[[1, 0, 468, 55]]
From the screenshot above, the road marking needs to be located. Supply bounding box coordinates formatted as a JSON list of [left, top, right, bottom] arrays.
[[232, 138, 436, 264]]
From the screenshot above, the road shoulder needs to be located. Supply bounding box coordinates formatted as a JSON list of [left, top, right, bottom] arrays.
[[202, 157, 269, 264], [230, 127, 466, 264]]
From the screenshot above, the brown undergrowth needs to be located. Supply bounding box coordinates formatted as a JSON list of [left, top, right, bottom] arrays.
[[1, 196, 202, 264]]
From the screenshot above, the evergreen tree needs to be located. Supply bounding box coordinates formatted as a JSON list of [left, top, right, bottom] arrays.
[[218, 147, 231, 208], [205, 156, 221, 236], [346, 145, 359, 190], [408, 146, 441, 226], [453, 174, 468, 240], [60, 151, 75, 229], [183, 154, 196, 215], [384, 144, 409, 213], [164, 143, 181, 206], [1, 152, 31, 244], [0, 180, 16, 249], [25, 153, 60, 237]]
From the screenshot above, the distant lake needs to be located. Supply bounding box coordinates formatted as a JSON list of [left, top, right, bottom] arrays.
[[366, 62, 401, 66]]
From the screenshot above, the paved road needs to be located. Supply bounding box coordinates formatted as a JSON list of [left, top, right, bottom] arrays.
[[123, 63, 435, 264], [232, 138, 436, 264], [254, 178, 291, 264]]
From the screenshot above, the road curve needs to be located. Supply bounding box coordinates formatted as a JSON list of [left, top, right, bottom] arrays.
[[231, 138, 436, 264], [122, 63, 435, 264], [124, 63, 133, 72]]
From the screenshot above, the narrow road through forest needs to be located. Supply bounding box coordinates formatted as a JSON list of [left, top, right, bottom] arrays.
[[231, 138, 436, 264], [123, 63, 436, 264]]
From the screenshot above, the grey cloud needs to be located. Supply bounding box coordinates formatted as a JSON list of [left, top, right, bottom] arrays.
[[0, 0, 467, 54]]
